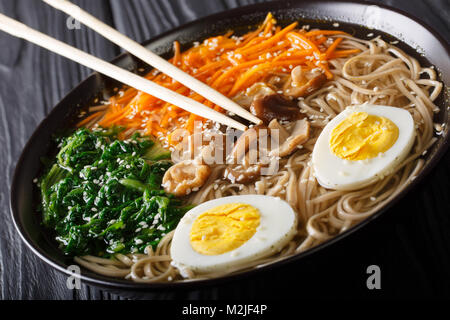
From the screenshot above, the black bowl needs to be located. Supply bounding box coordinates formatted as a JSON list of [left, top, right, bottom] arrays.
[[10, 0, 449, 294]]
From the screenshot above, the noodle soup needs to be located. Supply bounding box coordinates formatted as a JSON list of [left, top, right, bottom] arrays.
[[37, 13, 444, 283]]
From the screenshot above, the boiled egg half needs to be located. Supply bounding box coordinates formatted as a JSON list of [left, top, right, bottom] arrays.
[[312, 104, 415, 190], [170, 195, 297, 275]]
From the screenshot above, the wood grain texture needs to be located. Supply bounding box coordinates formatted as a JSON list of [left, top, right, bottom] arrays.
[[0, 0, 448, 300]]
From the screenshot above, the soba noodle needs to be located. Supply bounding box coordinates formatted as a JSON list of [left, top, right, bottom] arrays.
[[77, 33, 442, 283]]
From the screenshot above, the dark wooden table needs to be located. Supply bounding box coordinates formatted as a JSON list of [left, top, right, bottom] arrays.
[[0, 0, 449, 300]]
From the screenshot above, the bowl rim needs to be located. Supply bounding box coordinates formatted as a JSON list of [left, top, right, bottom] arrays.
[[9, 0, 450, 292]]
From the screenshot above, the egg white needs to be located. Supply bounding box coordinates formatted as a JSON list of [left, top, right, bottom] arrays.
[[170, 195, 297, 275], [312, 104, 415, 191]]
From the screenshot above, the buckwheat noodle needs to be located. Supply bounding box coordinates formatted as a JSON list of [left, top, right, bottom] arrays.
[[78, 34, 443, 283]]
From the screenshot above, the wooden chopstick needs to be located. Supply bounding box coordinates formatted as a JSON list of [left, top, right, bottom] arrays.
[[0, 13, 247, 132], [42, 0, 263, 126]]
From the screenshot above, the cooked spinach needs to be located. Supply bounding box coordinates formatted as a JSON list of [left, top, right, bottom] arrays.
[[38, 127, 192, 257]]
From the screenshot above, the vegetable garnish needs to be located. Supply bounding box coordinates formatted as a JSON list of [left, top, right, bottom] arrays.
[[38, 128, 192, 256], [79, 13, 359, 145]]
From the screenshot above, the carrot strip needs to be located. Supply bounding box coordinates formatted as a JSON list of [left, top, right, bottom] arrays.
[[229, 59, 307, 96], [211, 59, 263, 88], [173, 41, 181, 66], [240, 13, 273, 46], [77, 112, 102, 127], [286, 31, 321, 54], [325, 37, 343, 59], [238, 22, 298, 55]]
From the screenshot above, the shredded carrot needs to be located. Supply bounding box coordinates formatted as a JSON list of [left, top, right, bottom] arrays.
[[238, 22, 298, 56], [263, 18, 274, 35], [77, 112, 101, 127], [229, 60, 309, 96], [173, 41, 181, 66], [325, 37, 343, 59], [79, 13, 361, 144], [287, 32, 322, 56], [240, 12, 274, 46], [315, 36, 328, 45]]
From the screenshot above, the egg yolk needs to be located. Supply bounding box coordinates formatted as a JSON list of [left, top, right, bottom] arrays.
[[330, 112, 399, 160], [189, 203, 261, 255]]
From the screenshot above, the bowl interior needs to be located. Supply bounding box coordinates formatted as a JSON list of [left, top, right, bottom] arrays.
[[10, 0, 449, 291]]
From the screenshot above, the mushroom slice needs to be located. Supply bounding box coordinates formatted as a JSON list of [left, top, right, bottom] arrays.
[[232, 82, 276, 109], [171, 130, 227, 164], [250, 93, 301, 124], [223, 163, 264, 184], [198, 138, 227, 165], [223, 153, 267, 184], [269, 118, 310, 157], [284, 69, 327, 98], [162, 160, 211, 196], [268, 119, 290, 142]]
